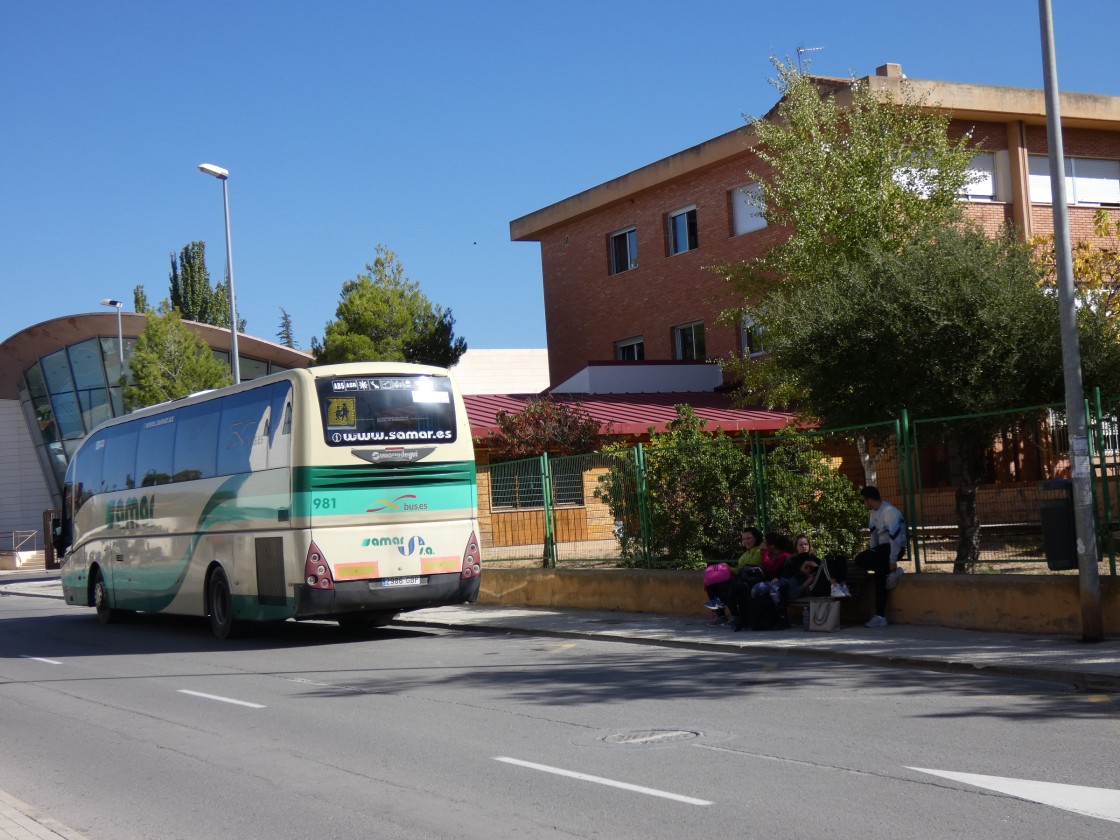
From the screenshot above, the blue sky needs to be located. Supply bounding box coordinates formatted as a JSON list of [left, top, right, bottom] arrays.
[[2, 1, 1117, 352]]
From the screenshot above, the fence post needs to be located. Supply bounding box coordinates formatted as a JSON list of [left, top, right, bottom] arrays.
[[540, 452, 557, 568], [898, 409, 921, 573], [1092, 387, 1117, 576], [634, 444, 653, 567], [751, 431, 769, 534]]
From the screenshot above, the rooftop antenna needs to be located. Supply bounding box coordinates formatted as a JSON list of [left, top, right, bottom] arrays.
[[796, 45, 823, 73]]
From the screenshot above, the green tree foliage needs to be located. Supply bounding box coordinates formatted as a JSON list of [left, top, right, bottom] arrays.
[[123, 308, 232, 411], [596, 406, 863, 567], [169, 241, 223, 324], [762, 433, 867, 559], [722, 58, 977, 302], [277, 307, 298, 349], [312, 245, 467, 367], [748, 223, 1120, 570], [134, 242, 245, 331], [483, 399, 602, 460], [133, 284, 149, 314]]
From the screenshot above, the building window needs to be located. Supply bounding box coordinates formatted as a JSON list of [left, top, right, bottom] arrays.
[[960, 152, 998, 201], [615, 337, 644, 361], [731, 184, 767, 235], [610, 227, 638, 274], [668, 207, 698, 255], [1029, 155, 1120, 206], [740, 314, 767, 357], [674, 321, 705, 360]]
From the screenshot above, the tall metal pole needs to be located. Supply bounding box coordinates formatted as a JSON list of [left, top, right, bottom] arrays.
[[1039, 0, 1103, 641], [115, 305, 123, 370], [199, 163, 240, 385], [219, 177, 240, 384]]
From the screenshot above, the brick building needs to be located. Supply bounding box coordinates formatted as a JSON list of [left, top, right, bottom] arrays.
[[510, 63, 1120, 389]]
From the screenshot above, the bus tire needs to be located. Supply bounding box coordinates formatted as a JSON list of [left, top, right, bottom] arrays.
[[91, 568, 116, 625], [207, 567, 241, 640]]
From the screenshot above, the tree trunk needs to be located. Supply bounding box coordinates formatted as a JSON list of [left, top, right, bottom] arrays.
[[855, 434, 886, 487], [953, 453, 983, 574]]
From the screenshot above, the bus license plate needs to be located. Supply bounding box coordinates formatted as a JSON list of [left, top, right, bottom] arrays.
[[378, 576, 423, 588]]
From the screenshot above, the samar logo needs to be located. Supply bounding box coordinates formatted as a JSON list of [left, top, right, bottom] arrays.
[[399, 536, 433, 556], [367, 494, 426, 512], [360, 534, 434, 556]]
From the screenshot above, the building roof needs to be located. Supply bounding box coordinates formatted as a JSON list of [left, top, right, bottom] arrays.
[[464, 391, 796, 438], [510, 62, 1120, 242], [0, 312, 313, 400]]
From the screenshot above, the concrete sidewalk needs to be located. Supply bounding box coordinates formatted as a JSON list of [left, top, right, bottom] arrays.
[[4, 573, 1119, 692]]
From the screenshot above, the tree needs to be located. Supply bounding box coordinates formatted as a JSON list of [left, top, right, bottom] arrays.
[[1032, 208, 1120, 326], [723, 58, 978, 299], [312, 245, 467, 367], [133, 284, 150, 314], [483, 399, 602, 460], [763, 432, 867, 559], [123, 308, 232, 411], [169, 241, 220, 324], [133, 241, 245, 330], [277, 307, 298, 349], [720, 59, 980, 485], [746, 223, 1120, 570], [595, 406, 864, 566]]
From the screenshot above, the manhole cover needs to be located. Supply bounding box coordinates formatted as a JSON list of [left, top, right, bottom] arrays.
[[602, 729, 700, 746]]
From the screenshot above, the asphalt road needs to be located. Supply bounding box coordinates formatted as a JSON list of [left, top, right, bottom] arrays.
[[1, 593, 1117, 839]]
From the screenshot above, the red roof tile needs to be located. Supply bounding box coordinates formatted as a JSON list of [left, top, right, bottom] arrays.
[[464, 392, 797, 438]]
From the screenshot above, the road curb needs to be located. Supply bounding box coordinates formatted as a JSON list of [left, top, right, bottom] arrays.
[[393, 616, 1120, 693]]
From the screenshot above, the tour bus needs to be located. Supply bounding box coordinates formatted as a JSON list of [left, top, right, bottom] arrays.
[[56, 362, 482, 638]]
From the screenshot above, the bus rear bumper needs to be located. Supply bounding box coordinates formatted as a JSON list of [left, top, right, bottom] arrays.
[[295, 571, 480, 620]]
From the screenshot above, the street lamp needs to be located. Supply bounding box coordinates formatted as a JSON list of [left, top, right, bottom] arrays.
[[99, 298, 124, 371], [197, 162, 240, 384]]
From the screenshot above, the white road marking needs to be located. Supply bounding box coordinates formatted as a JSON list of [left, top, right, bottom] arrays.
[[20, 655, 62, 665], [910, 767, 1120, 824], [177, 689, 265, 709], [493, 756, 712, 806]]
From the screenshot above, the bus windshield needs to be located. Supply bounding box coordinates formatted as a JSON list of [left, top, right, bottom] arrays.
[[316, 374, 458, 446]]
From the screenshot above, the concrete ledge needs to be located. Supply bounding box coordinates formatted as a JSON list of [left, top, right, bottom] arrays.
[[479, 568, 1120, 636]]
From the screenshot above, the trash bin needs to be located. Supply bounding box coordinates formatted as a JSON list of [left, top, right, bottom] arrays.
[[1039, 478, 1077, 571]]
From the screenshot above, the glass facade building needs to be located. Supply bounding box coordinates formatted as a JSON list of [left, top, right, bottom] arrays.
[[9, 320, 308, 506]]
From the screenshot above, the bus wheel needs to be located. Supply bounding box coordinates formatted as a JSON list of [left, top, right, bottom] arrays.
[[92, 569, 115, 625], [208, 568, 241, 640]]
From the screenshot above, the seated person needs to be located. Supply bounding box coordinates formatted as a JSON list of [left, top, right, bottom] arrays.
[[704, 526, 764, 627], [783, 534, 852, 599]]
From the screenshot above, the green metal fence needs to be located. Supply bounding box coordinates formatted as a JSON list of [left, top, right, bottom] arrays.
[[478, 397, 1119, 573]]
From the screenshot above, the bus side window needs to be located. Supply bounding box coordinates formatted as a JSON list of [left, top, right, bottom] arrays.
[[268, 383, 292, 469]]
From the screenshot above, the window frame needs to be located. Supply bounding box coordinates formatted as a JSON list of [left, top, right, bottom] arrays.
[[1028, 154, 1120, 207], [609, 226, 638, 275], [614, 336, 645, 361], [667, 206, 698, 255], [673, 320, 706, 361], [739, 314, 768, 358], [731, 184, 767, 235]]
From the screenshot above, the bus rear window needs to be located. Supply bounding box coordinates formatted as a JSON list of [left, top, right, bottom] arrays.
[[316, 375, 457, 446]]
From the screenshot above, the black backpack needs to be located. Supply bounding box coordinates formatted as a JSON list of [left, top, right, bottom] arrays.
[[747, 583, 779, 631]]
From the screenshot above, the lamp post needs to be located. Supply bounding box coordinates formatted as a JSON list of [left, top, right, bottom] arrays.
[[99, 298, 124, 371], [197, 162, 240, 384]]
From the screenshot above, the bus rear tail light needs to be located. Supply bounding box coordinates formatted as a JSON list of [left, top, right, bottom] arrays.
[[460, 532, 481, 579], [304, 541, 335, 590]]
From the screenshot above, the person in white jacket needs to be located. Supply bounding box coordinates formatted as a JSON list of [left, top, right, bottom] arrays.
[[853, 486, 906, 627]]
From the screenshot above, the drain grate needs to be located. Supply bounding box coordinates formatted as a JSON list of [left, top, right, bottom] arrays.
[[602, 729, 700, 746]]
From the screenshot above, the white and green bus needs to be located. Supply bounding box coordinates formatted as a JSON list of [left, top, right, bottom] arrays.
[[56, 362, 482, 638]]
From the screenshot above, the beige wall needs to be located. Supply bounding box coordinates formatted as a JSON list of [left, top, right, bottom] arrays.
[[478, 568, 1120, 637]]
